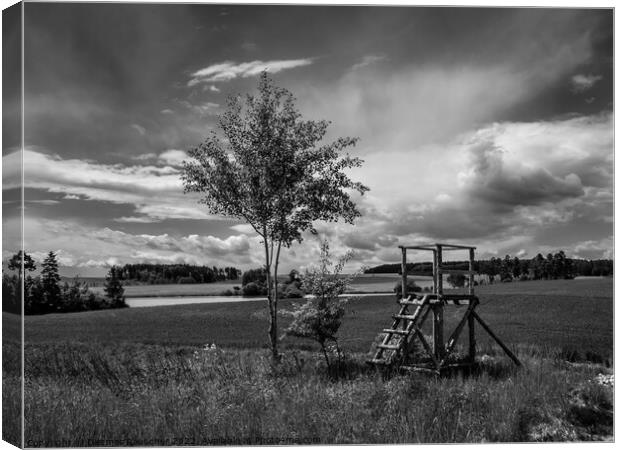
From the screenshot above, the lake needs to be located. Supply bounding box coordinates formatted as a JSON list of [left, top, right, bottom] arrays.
[[126, 292, 395, 308]]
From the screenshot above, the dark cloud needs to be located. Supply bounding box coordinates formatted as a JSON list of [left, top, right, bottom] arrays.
[[463, 139, 584, 207], [342, 233, 377, 251]]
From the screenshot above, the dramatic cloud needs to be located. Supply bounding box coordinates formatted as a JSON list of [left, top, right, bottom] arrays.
[[295, 16, 595, 152], [187, 59, 313, 86], [21, 218, 262, 271], [458, 139, 584, 207], [345, 112, 612, 258], [571, 74, 603, 92], [3, 148, 214, 222]]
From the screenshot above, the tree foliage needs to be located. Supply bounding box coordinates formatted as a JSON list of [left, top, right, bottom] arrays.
[[41, 251, 62, 311], [3, 252, 127, 315], [8, 250, 36, 275], [116, 263, 240, 284], [104, 266, 126, 308], [366, 251, 612, 282], [181, 72, 368, 360]]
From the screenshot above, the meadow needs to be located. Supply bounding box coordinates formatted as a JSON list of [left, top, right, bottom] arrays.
[[3, 278, 613, 445]]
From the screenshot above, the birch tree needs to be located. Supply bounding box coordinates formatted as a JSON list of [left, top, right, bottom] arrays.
[[181, 72, 368, 360]]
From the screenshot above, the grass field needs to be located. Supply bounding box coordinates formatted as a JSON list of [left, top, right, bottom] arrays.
[[3, 278, 613, 444], [17, 278, 612, 359]]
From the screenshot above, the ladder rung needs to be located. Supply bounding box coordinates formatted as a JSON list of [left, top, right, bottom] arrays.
[[382, 328, 409, 335], [399, 300, 424, 306], [400, 365, 440, 374], [393, 314, 418, 320], [377, 344, 402, 350]]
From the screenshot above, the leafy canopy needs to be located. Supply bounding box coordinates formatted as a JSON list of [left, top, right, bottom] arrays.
[[182, 72, 369, 246], [8, 251, 36, 274]]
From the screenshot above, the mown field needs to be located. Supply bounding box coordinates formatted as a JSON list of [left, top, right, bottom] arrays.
[[3, 278, 613, 445]]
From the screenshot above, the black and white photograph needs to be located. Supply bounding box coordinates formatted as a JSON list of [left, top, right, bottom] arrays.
[[1, 1, 614, 446]]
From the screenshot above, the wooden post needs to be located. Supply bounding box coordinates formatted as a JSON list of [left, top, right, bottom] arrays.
[[401, 247, 407, 300], [469, 248, 475, 296], [436, 245, 443, 295], [433, 244, 444, 362], [468, 311, 476, 364], [432, 305, 444, 362], [432, 250, 438, 294], [433, 305, 444, 362]]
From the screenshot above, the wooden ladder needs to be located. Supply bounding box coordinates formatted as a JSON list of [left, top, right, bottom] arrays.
[[367, 293, 435, 366]]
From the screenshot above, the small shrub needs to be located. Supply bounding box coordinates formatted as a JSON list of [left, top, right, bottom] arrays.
[[177, 276, 196, 284], [242, 282, 267, 296], [284, 240, 360, 369], [393, 278, 422, 297], [284, 283, 304, 299]]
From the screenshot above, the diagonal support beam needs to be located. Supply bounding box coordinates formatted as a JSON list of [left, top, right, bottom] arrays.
[[413, 327, 440, 369], [439, 305, 475, 365], [472, 311, 521, 366]]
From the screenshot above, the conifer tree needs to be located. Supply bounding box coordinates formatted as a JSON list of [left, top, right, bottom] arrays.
[[41, 251, 61, 312], [104, 266, 126, 308]]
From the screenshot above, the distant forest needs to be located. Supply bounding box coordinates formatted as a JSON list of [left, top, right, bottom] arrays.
[[117, 264, 241, 284], [365, 251, 613, 282]]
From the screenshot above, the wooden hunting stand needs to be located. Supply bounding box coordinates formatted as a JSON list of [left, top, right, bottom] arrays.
[[368, 243, 520, 374]]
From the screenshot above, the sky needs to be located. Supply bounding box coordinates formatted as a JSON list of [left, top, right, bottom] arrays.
[[2, 3, 614, 276]]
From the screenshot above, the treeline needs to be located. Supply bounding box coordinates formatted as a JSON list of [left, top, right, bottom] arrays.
[[3, 251, 126, 315], [116, 264, 241, 284], [366, 250, 613, 282]]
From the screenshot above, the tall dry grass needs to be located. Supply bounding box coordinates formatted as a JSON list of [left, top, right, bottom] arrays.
[[6, 341, 611, 445]]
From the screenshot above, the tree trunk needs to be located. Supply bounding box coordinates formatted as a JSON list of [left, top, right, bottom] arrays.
[[263, 233, 278, 362], [320, 340, 331, 370], [272, 242, 282, 359]]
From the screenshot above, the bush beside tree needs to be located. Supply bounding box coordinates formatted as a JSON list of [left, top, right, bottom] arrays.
[[284, 241, 358, 369]]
